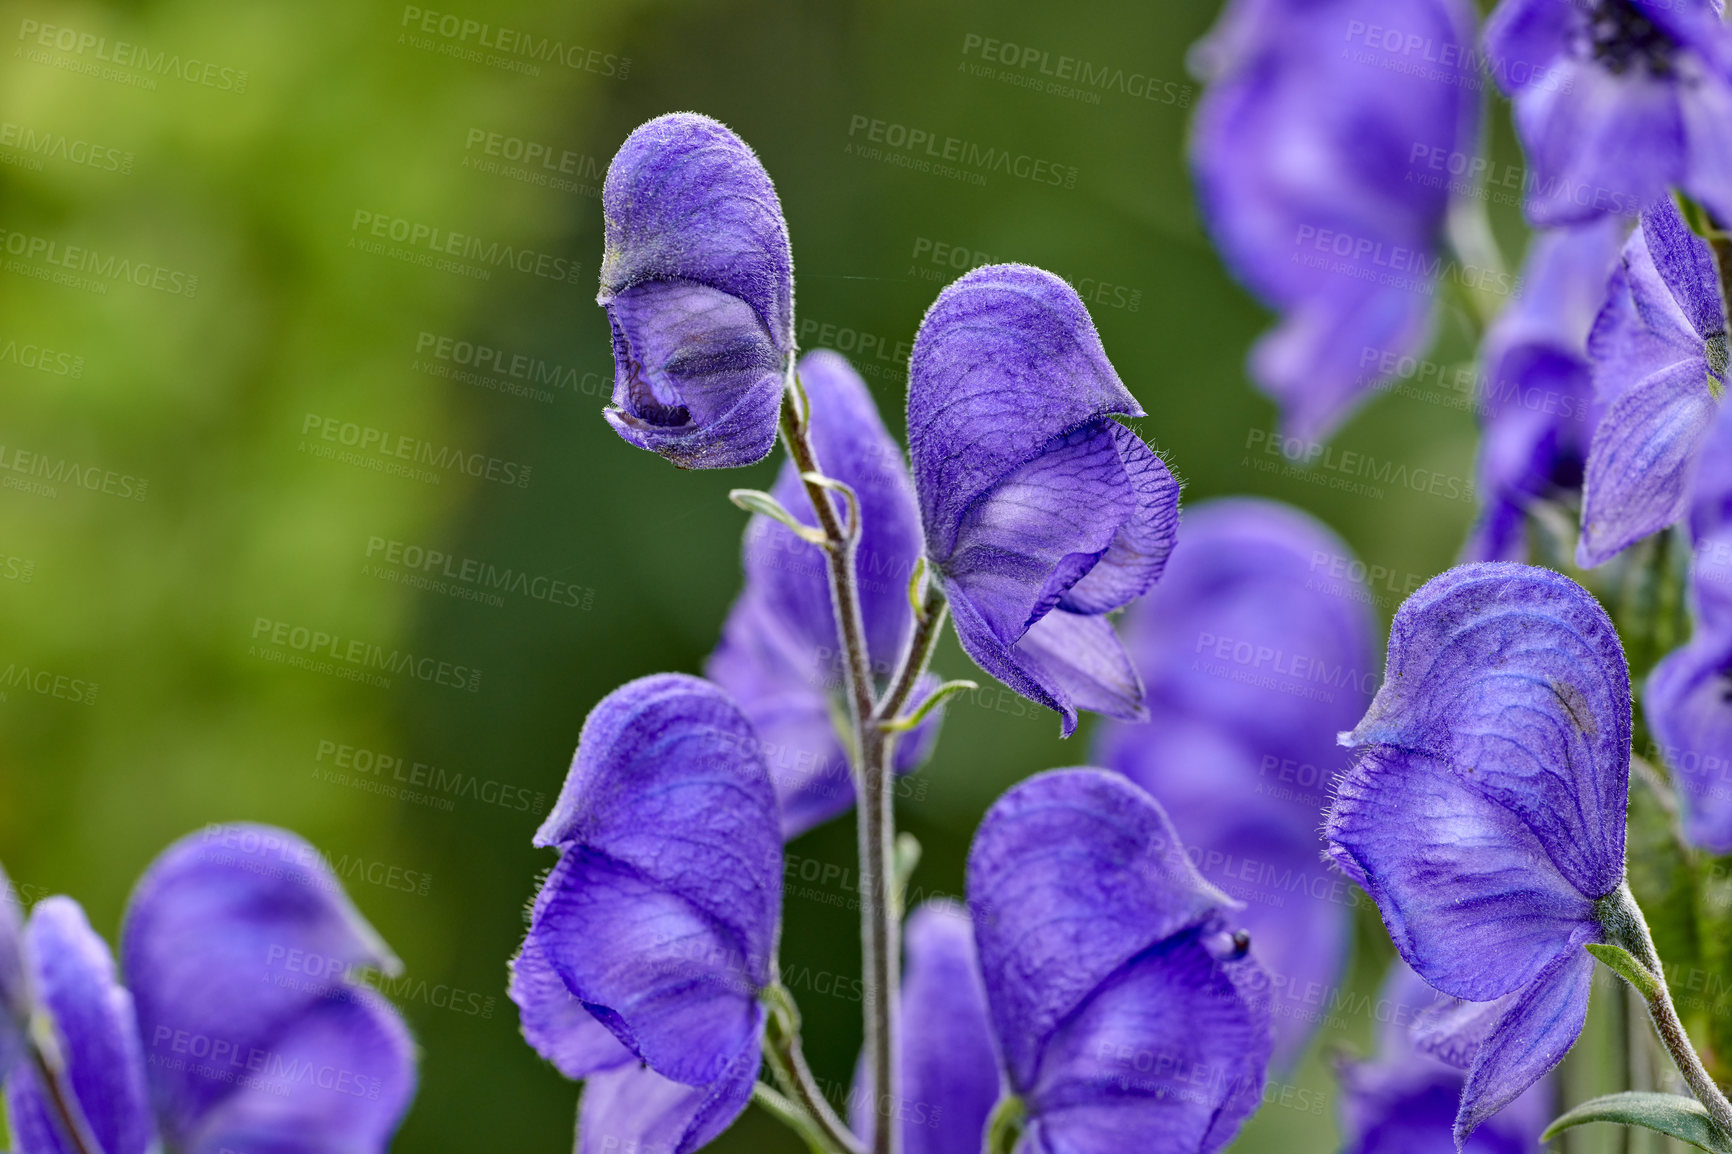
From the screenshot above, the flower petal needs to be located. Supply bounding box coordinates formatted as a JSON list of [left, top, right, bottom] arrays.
[[1056, 425, 1179, 615], [1635, 197, 1727, 349], [508, 932, 635, 1081], [1689, 405, 1732, 542], [946, 591, 1144, 738], [531, 676, 780, 999], [121, 824, 405, 1147], [597, 113, 792, 469], [5, 898, 153, 1154], [1681, 61, 1732, 226], [943, 421, 1133, 643], [578, 1044, 760, 1154], [907, 264, 1141, 564], [1645, 565, 1732, 853], [177, 988, 417, 1154], [1454, 941, 1594, 1145], [967, 769, 1234, 1090], [1022, 924, 1271, 1154], [1326, 746, 1597, 1001], [1578, 358, 1719, 566], [1342, 563, 1631, 897], [601, 282, 785, 469], [1481, 0, 1575, 95], [850, 901, 999, 1154], [747, 350, 922, 671], [1510, 58, 1683, 226]]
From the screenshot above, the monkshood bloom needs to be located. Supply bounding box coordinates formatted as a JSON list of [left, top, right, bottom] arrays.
[[1578, 198, 1728, 566], [907, 264, 1179, 736], [1326, 564, 1630, 1143], [709, 350, 939, 836], [849, 901, 999, 1154], [1646, 526, 1732, 851], [597, 113, 793, 469], [1190, 0, 1479, 440], [1483, 0, 1732, 226], [968, 769, 1272, 1152], [1095, 498, 1376, 1069], [1337, 962, 1552, 1154], [1464, 219, 1625, 562], [4, 824, 416, 1154], [510, 674, 781, 1153]]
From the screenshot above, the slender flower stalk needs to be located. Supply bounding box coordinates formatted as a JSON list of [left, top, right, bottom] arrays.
[[26, 1039, 99, 1154], [1596, 884, 1732, 1137], [776, 372, 900, 1154]]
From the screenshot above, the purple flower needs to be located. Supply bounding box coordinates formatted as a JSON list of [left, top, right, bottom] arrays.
[[968, 769, 1272, 1152], [1483, 0, 1732, 227], [4, 824, 417, 1154], [1646, 526, 1732, 851], [1094, 498, 1378, 1069], [708, 351, 939, 836], [510, 674, 781, 1154], [598, 113, 793, 469], [1325, 563, 1630, 1143], [1338, 961, 1554, 1154], [1464, 219, 1625, 562], [849, 902, 999, 1154], [1579, 199, 1728, 566], [907, 264, 1179, 736], [1190, 0, 1479, 440]]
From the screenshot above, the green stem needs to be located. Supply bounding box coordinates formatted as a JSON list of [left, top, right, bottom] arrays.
[[1598, 883, 1732, 1137], [760, 985, 864, 1154]]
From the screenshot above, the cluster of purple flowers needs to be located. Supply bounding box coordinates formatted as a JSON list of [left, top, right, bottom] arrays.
[[0, 826, 416, 1154], [511, 1, 1732, 1134]]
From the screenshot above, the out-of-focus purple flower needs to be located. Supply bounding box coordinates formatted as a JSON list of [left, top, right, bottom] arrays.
[[1579, 199, 1728, 566], [1688, 392, 1732, 542], [907, 265, 1179, 736], [1190, 0, 1479, 441], [969, 769, 1272, 1152], [0, 863, 25, 1081], [1464, 219, 1626, 562], [597, 113, 793, 469], [708, 351, 940, 836], [1095, 498, 1378, 1069], [511, 674, 781, 1154], [3, 825, 417, 1154], [1326, 563, 1629, 1143], [1483, 0, 1732, 227], [1338, 961, 1554, 1154], [1647, 526, 1732, 852], [849, 901, 999, 1154]]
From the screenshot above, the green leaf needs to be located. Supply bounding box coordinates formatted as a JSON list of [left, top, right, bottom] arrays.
[[728, 489, 827, 545], [880, 679, 977, 733], [1542, 1092, 1732, 1152], [1586, 942, 1663, 1000]]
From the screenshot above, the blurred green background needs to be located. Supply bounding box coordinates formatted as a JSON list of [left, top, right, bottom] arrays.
[[0, 0, 1643, 1150]]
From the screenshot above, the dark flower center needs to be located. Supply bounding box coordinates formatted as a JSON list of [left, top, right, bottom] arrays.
[[623, 360, 691, 427], [1583, 0, 1678, 75]]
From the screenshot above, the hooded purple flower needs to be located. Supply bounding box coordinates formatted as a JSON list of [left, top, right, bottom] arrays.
[[968, 769, 1272, 1153], [4, 824, 417, 1154], [849, 901, 999, 1154], [1337, 961, 1554, 1154], [510, 674, 781, 1154], [1578, 198, 1728, 566], [907, 264, 1180, 737], [1095, 499, 1377, 1069], [1190, 0, 1480, 440], [1483, 0, 1732, 227], [1646, 524, 1732, 852], [597, 113, 793, 469], [1464, 219, 1626, 562], [1326, 563, 1629, 1143], [708, 350, 940, 836]]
